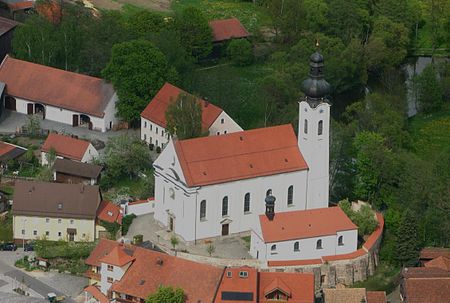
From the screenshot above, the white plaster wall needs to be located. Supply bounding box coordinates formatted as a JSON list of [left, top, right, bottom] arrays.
[[298, 101, 330, 209], [153, 141, 309, 242], [250, 229, 266, 260], [140, 118, 170, 148], [335, 229, 358, 255], [100, 262, 130, 294], [102, 93, 119, 131], [125, 200, 156, 216], [13, 215, 96, 242], [12, 96, 116, 132], [208, 111, 243, 136], [81, 143, 99, 163]]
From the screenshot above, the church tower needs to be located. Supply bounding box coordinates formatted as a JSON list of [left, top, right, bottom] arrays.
[[298, 46, 331, 210]]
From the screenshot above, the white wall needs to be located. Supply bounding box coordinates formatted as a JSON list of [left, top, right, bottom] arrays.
[[140, 117, 169, 148], [250, 228, 358, 261], [12, 95, 117, 133], [99, 261, 131, 294], [153, 141, 309, 242], [298, 101, 330, 209], [124, 199, 156, 216], [208, 111, 243, 136]]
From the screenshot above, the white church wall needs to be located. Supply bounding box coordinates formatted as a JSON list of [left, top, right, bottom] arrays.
[[335, 229, 358, 255]]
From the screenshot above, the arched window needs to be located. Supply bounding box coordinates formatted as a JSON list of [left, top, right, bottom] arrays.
[[287, 185, 293, 206], [244, 193, 251, 213], [338, 235, 344, 246], [271, 244, 277, 251], [318, 120, 323, 135], [200, 200, 206, 220], [316, 239, 322, 249], [294, 241, 300, 252], [304, 119, 308, 134], [266, 189, 272, 197], [222, 196, 228, 217]]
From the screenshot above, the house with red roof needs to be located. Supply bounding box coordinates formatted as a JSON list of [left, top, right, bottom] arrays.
[[250, 207, 358, 262], [140, 82, 242, 149], [0, 56, 118, 132], [41, 133, 98, 165], [209, 18, 250, 43], [400, 266, 450, 303]]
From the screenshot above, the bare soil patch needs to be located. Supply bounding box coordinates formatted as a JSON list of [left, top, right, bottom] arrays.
[[89, 0, 171, 11]]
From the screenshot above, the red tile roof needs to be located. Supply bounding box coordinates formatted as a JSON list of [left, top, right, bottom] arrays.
[[7, 1, 33, 10], [0, 141, 17, 157], [42, 133, 90, 161], [214, 267, 258, 303], [209, 18, 250, 42], [85, 239, 122, 267], [267, 258, 322, 267], [402, 267, 450, 279], [0, 56, 115, 117], [403, 276, 450, 303], [258, 272, 314, 303], [425, 256, 450, 271], [362, 212, 383, 251], [128, 197, 154, 205], [420, 247, 450, 260], [259, 206, 357, 243], [84, 285, 109, 303], [174, 124, 308, 187], [99, 245, 135, 267], [141, 82, 223, 130], [366, 291, 387, 303], [96, 201, 122, 225], [110, 246, 224, 302]]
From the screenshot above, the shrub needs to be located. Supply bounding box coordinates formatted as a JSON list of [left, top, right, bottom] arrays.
[[227, 39, 253, 66], [149, 143, 154, 151], [156, 146, 162, 153], [34, 240, 96, 259], [133, 234, 143, 245], [338, 199, 378, 237], [122, 214, 137, 235]]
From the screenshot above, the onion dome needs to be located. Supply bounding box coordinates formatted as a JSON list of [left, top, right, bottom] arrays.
[[301, 49, 331, 107]]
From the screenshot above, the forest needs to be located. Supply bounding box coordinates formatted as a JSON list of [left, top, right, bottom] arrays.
[[10, 0, 450, 277]]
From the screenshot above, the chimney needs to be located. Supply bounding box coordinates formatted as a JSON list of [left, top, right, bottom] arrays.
[[265, 195, 276, 221]]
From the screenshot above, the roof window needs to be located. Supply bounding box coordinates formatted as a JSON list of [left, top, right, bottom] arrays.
[[57, 203, 63, 210], [226, 271, 232, 278], [239, 271, 248, 278]]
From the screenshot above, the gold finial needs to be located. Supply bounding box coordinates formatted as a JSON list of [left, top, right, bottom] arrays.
[[315, 39, 320, 48]]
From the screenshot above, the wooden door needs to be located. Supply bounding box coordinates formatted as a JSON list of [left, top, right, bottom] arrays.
[[27, 103, 33, 115], [221, 224, 229, 236], [72, 114, 78, 127], [88, 122, 93, 130], [5, 96, 16, 111]]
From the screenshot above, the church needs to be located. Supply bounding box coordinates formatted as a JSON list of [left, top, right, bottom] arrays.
[[152, 49, 358, 260]]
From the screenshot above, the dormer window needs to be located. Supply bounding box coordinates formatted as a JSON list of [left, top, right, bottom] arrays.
[[239, 271, 248, 278], [58, 203, 63, 210], [107, 211, 113, 217], [226, 271, 232, 278], [107, 265, 113, 271]]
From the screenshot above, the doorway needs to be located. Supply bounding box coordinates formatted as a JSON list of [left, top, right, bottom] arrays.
[[4, 96, 16, 111], [80, 114, 92, 130], [72, 114, 79, 127], [221, 223, 229, 236], [34, 103, 45, 119], [27, 103, 33, 115]]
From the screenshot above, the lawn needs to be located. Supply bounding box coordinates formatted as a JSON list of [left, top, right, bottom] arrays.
[[171, 0, 271, 33], [407, 105, 450, 159], [352, 262, 400, 294], [183, 62, 274, 129]]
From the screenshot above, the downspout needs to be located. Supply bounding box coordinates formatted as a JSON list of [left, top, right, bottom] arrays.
[[194, 192, 198, 245]]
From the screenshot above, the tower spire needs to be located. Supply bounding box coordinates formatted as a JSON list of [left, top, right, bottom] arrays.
[[301, 44, 331, 108]]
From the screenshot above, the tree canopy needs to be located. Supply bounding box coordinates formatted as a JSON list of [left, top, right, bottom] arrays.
[[146, 286, 185, 303], [165, 92, 203, 140]]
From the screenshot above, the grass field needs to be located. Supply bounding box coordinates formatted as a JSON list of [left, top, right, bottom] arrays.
[[352, 262, 400, 293], [407, 105, 450, 159], [171, 0, 271, 33]]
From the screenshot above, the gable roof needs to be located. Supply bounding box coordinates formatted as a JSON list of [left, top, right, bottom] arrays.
[[0, 56, 115, 117], [214, 267, 258, 303], [99, 245, 135, 267], [258, 272, 314, 303], [366, 291, 387, 303], [96, 201, 122, 225], [425, 256, 450, 271], [85, 239, 121, 267], [140, 82, 223, 130], [0, 17, 18, 36], [402, 267, 450, 303], [174, 124, 308, 187], [209, 18, 250, 42], [12, 180, 101, 220], [54, 158, 103, 179], [259, 206, 358, 243], [84, 285, 108, 303], [0, 141, 26, 162], [42, 133, 91, 161], [109, 245, 224, 302], [323, 288, 367, 303], [263, 277, 291, 297], [420, 247, 450, 260]]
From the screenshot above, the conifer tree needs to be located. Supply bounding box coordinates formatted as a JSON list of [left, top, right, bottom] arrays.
[[396, 208, 420, 267]]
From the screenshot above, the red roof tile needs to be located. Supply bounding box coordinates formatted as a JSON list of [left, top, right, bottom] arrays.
[[7, 1, 33, 10], [258, 272, 314, 303], [99, 245, 135, 267], [425, 256, 450, 271], [404, 277, 450, 303], [402, 267, 450, 279], [141, 82, 223, 130], [209, 18, 250, 42], [42, 133, 90, 161], [96, 201, 122, 225], [128, 197, 154, 205], [259, 206, 357, 243], [420, 247, 450, 260], [0, 56, 115, 117], [85, 285, 109, 303], [0, 17, 18, 36], [263, 277, 291, 297], [0, 141, 16, 157], [111, 246, 224, 302], [85, 239, 121, 267], [174, 124, 308, 187], [267, 258, 322, 267], [366, 291, 387, 303], [214, 267, 258, 303], [363, 212, 383, 251]]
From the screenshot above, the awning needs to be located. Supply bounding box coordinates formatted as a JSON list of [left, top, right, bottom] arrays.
[[67, 228, 77, 234]]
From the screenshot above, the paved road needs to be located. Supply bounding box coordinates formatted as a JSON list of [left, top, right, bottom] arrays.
[[0, 259, 75, 303]]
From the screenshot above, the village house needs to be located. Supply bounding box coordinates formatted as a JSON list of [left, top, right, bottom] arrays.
[[152, 49, 339, 252], [41, 133, 98, 165], [323, 287, 387, 303], [53, 158, 103, 185], [140, 82, 242, 148], [0, 140, 27, 173], [400, 266, 450, 303], [0, 56, 119, 132], [11, 181, 121, 243], [250, 206, 358, 262], [209, 18, 250, 43], [0, 17, 18, 61]]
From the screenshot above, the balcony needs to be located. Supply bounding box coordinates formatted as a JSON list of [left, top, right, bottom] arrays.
[[84, 270, 101, 281]]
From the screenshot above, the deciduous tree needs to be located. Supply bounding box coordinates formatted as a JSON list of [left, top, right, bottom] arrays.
[[146, 286, 185, 303], [165, 93, 203, 140]]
